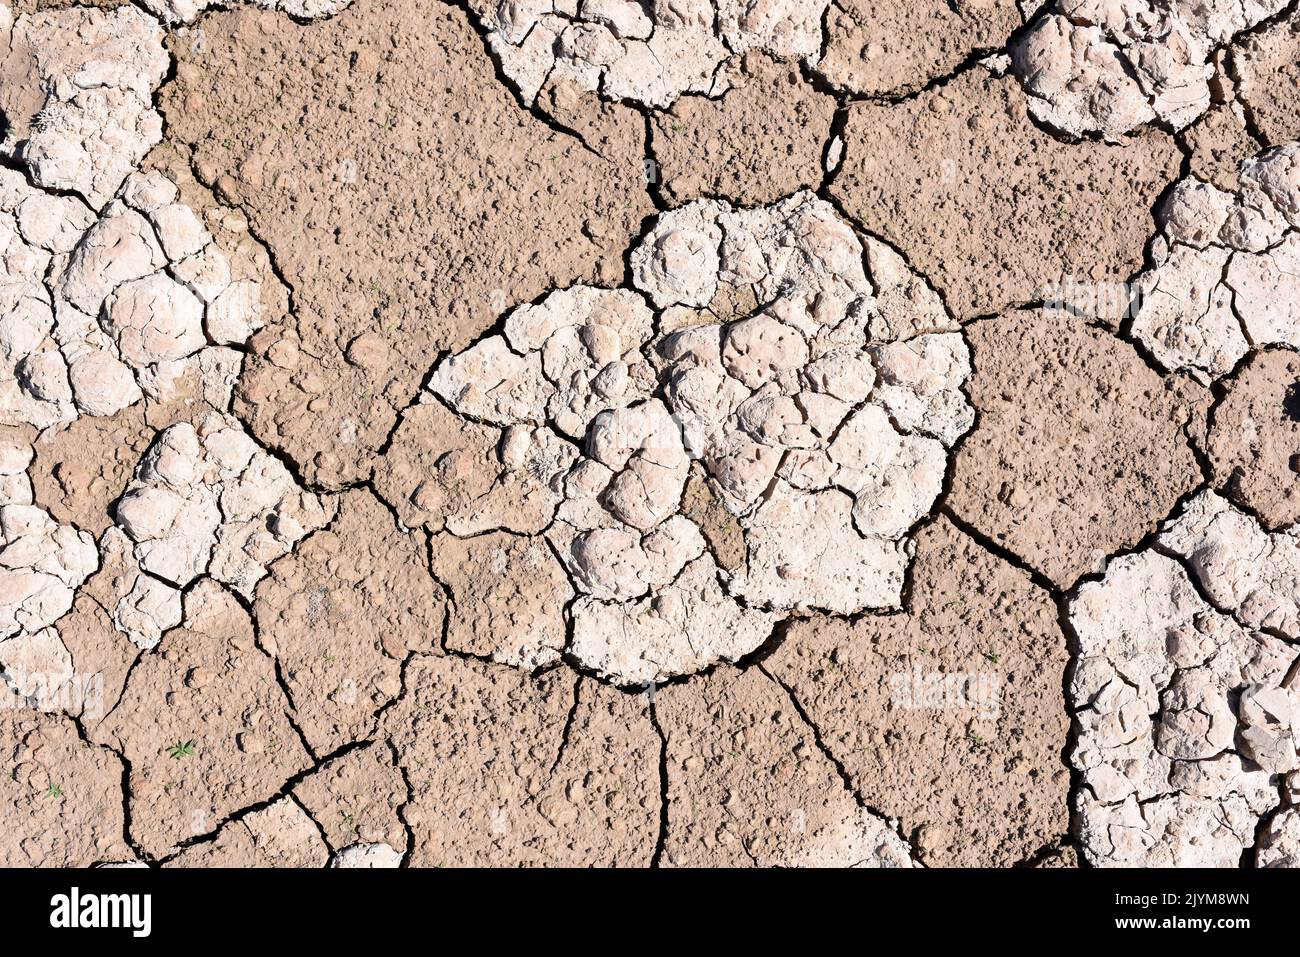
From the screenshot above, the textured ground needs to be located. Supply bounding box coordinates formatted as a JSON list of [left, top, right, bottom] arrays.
[[1, 0, 1298, 869]]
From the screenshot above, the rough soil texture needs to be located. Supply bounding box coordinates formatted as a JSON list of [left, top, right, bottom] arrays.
[[1010, 1, 1292, 141], [383, 657, 660, 867], [1209, 348, 1300, 529], [763, 517, 1070, 867], [3, 0, 1300, 870], [159, 0, 653, 489], [30, 406, 154, 534], [948, 310, 1206, 589], [1, 705, 129, 866], [164, 796, 328, 867], [1185, 102, 1261, 191], [1071, 493, 1300, 866], [830, 68, 1182, 320], [650, 53, 835, 207], [90, 580, 313, 859], [254, 489, 444, 755], [292, 743, 408, 855], [816, 0, 1023, 97], [1235, 9, 1300, 146], [656, 665, 914, 867]]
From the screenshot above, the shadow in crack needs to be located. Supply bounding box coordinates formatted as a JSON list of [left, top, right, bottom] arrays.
[[1283, 381, 1300, 423]]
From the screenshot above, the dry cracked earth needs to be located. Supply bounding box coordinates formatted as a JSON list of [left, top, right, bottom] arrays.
[[1, 0, 1299, 870]]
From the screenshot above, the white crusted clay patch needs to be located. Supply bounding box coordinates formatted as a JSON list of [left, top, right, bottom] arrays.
[[418, 191, 971, 684]]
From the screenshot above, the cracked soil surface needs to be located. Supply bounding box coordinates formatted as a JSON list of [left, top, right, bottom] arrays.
[[1, 0, 1299, 869]]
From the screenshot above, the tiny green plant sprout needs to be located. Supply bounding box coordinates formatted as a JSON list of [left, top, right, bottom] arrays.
[[167, 740, 197, 760], [47, 783, 63, 800]]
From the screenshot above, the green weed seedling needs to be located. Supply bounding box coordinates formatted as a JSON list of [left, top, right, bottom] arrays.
[[167, 740, 197, 760]]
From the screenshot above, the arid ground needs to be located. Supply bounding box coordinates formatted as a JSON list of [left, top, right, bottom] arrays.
[[1, 0, 1299, 868]]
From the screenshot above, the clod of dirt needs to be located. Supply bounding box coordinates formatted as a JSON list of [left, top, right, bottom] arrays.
[[429, 285, 656, 440], [1010, 1, 1288, 141], [91, 579, 312, 859], [147, 147, 290, 337], [161, 0, 654, 490], [815, 0, 1023, 96], [383, 658, 659, 866], [948, 309, 1204, 589], [679, 464, 745, 572], [1130, 142, 1300, 380], [377, 400, 574, 538], [650, 53, 835, 207], [1069, 493, 1300, 866], [165, 796, 328, 867], [1160, 490, 1300, 641], [627, 194, 968, 618], [29, 407, 153, 535], [830, 66, 1180, 320], [656, 665, 914, 867], [84, 527, 180, 654], [0, 502, 97, 643], [49, 531, 149, 718], [1234, 8, 1300, 147], [1, 167, 134, 431], [1209, 348, 1300, 529], [572, 553, 778, 685], [0, 623, 74, 710], [764, 516, 1070, 867], [0, 426, 34, 507], [0, 708, 130, 866], [255, 489, 443, 755]]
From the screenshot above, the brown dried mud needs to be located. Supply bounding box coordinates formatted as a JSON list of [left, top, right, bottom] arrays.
[[1209, 348, 1300, 530], [1185, 102, 1261, 192], [382, 657, 659, 866], [651, 53, 835, 207], [830, 69, 1181, 320], [90, 580, 312, 859], [946, 310, 1206, 589], [1235, 9, 1300, 147], [11, 0, 1300, 872], [375, 399, 560, 535], [160, 0, 653, 489], [165, 796, 328, 867], [0, 708, 130, 866], [430, 530, 571, 668], [254, 488, 444, 755], [292, 742, 408, 854], [656, 665, 910, 867], [816, 0, 1023, 97], [764, 516, 1070, 867], [30, 406, 154, 535]]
